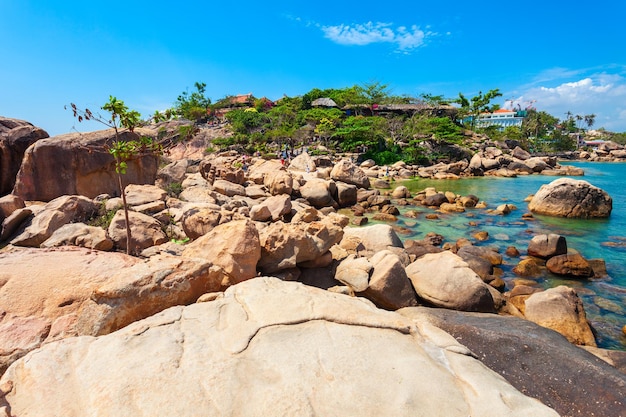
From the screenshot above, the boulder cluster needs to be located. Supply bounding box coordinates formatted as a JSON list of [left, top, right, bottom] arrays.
[[1, 120, 625, 416], [578, 140, 626, 161]]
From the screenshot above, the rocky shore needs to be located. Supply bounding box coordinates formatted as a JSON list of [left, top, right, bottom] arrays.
[[1, 117, 626, 416]]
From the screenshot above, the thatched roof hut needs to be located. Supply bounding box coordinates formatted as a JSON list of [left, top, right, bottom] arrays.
[[311, 98, 338, 108]]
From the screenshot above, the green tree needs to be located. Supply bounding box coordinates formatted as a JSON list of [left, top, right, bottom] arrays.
[[175, 82, 211, 122], [455, 89, 503, 128], [68, 96, 162, 255], [334, 116, 386, 152], [314, 117, 337, 143]]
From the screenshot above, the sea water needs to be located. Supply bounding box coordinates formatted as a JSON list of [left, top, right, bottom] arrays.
[[395, 162, 626, 350]]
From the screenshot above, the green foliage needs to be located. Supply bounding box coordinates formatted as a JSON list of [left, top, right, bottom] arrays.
[[365, 149, 401, 166], [226, 109, 267, 134], [455, 89, 502, 128], [175, 82, 211, 122], [101, 95, 141, 131], [402, 144, 431, 165], [165, 182, 182, 198], [177, 124, 198, 141], [87, 202, 117, 229], [548, 130, 576, 151], [334, 116, 386, 152], [403, 115, 463, 144]]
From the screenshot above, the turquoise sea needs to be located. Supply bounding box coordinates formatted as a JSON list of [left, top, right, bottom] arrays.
[[395, 162, 626, 350]]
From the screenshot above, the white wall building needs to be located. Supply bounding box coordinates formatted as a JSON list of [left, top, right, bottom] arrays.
[[475, 108, 525, 129]]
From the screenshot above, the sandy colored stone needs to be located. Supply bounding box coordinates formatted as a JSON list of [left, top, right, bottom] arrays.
[[524, 286, 596, 346], [182, 219, 261, 285], [406, 251, 495, 312], [0, 278, 558, 417]]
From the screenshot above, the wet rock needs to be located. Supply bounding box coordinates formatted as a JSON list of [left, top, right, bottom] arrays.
[[527, 234, 567, 259], [546, 253, 594, 278], [512, 258, 542, 277]]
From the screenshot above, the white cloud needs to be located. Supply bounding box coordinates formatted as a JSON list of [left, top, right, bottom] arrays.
[[320, 22, 430, 52], [515, 71, 626, 132]]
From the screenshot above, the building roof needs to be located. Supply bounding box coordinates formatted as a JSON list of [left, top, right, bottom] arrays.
[[311, 97, 338, 107], [231, 93, 253, 105]]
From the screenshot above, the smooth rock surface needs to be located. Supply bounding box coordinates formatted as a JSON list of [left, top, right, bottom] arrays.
[[406, 251, 495, 312], [401, 307, 626, 417], [528, 178, 612, 218], [0, 278, 559, 417]]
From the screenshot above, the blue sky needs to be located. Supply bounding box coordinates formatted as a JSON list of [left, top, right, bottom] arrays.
[[2, 0, 626, 135]]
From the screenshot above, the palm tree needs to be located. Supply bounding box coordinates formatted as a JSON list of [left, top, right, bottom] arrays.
[[584, 114, 596, 130]]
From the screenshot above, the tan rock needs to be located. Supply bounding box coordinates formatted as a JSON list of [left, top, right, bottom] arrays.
[[335, 255, 372, 292], [528, 178, 612, 218], [124, 183, 167, 206], [364, 250, 418, 310], [11, 195, 98, 247], [330, 159, 370, 188], [212, 179, 246, 197], [250, 194, 292, 222], [41, 222, 113, 251], [13, 128, 158, 201], [0, 247, 140, 373], [182, 219, 261, 285], [258, 217, 344, 273], [524, 286, 596, 346], [0, 278, 559, 417], [107, 210, 168, 252], [527, 234, 567, 259], [181, 207, 221, 240], [406, 251, 495, 312], [263, 170, 293, 195]]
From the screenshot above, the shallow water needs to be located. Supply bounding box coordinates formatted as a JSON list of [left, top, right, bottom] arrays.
[[389, 162, 626, 350]]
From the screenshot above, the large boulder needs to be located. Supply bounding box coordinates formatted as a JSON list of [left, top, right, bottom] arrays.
[[40, 222, 113, 251], [0, 117, 49, 196], [546, 253, 594, 278], [363, 250, 419, 310], [405, 251, 496, 312], [340, 224, 404, 259], [107, 210, 168, 252], [401, 307, 626, 417], [330, 159, 370, 188], [299, 178, 336, 208], [263, 170, 293, 196], [12, 128, 158, 202], [527, 234, 567, 259], [0, 247, 140, 373], [0, 278, 559, 417], [524, 286, 597, 346], [528, 178, 612, 218], [182, 219, 261, 286], [257, 216, 344, 273]]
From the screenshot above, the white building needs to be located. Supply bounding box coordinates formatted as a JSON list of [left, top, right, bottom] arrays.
[[475, 108, 525, 129]]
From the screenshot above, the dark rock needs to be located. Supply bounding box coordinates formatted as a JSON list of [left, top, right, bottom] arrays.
[[546, 253, 595, 278], [400, 307, 626, 417]]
